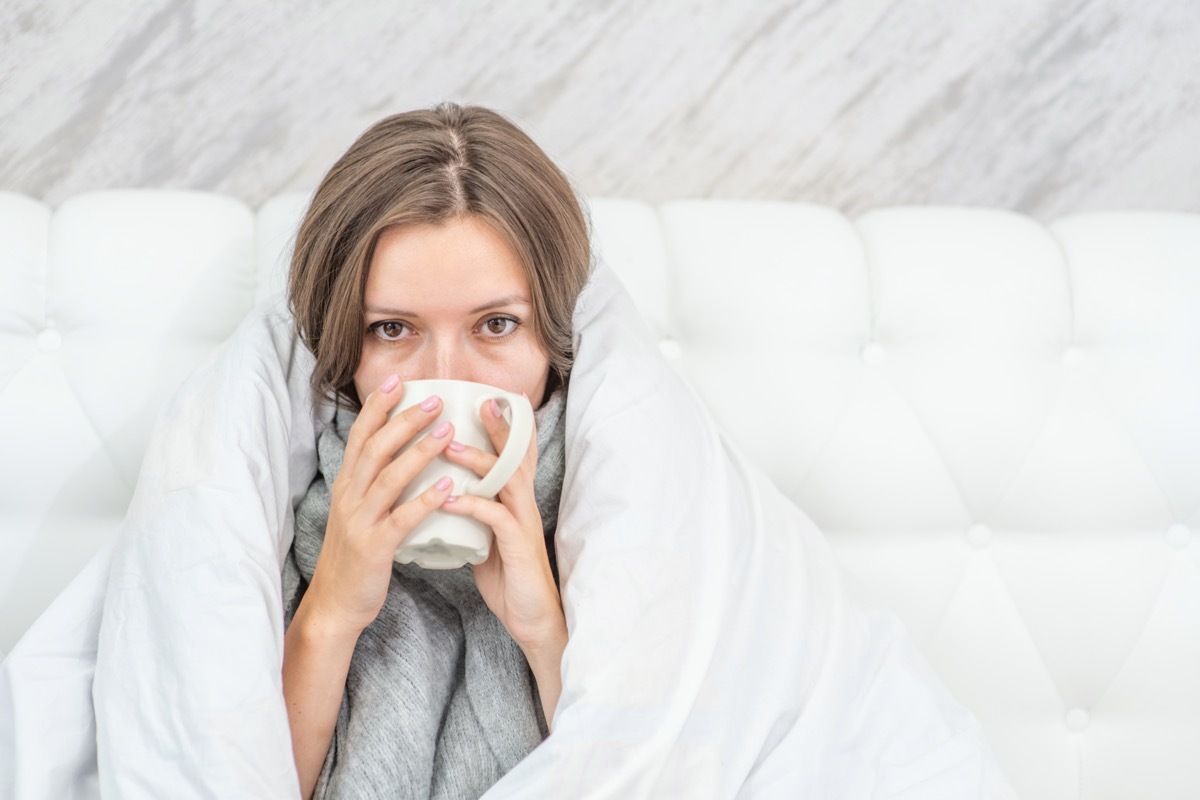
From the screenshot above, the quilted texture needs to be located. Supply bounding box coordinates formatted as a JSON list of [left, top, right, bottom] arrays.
[[1, 190, 1198, 800]]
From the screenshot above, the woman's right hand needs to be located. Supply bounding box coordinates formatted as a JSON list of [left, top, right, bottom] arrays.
[[303, 374, 457, 636], [286, 375, 454, 797]]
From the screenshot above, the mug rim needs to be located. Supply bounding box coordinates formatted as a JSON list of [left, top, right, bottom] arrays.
[[399, 377, 515, 394]]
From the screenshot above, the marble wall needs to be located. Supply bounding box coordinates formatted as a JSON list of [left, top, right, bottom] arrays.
[[1, 0, 1197, 219]]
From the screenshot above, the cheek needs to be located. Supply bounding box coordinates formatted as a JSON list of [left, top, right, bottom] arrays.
[[353, 346, 391, 401], [474, 342, 549, 399], [519, 345, 552, 402]]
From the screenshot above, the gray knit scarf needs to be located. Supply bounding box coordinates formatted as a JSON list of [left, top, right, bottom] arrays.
[[282, 387, 567, 799]]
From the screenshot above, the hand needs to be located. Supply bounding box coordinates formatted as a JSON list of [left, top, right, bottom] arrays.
[[440, 397, 566, 653], [303, 375, 458, 636]]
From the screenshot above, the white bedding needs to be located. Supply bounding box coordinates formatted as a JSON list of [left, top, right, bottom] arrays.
[[0, 263, 1016, 799]]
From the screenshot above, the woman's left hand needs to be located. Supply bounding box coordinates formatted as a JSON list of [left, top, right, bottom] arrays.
[[439, 398, 565, 656]]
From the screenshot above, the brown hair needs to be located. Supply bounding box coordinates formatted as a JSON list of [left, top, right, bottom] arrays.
[[288, 103, 592, 410]]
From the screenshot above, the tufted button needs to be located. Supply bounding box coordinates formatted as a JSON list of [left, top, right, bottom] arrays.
[[1061, 346, 1083, 370], [36, 328, 62, 353], [966, 523, 992, 549], [1065, 708, 1090, 732], [860, 341, 887, 366], [657, 339, 683, 360], [1166, 523, 1192, 550]]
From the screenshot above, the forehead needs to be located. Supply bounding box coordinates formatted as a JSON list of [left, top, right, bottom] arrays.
[[364, 217, 529, 310]]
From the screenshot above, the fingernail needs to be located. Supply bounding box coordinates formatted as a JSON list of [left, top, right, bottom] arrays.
[[420, 395, 440, 411], [435, 476, 452, 491], [380, 374, 400, 393], [489, 399, 502, 418], [432, 422, 451, 438], [448, 440, 465, 452], [443, 495, 458, 504]]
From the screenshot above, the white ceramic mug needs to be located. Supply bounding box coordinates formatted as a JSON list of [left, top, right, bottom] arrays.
[[386, 379, 534, 569]]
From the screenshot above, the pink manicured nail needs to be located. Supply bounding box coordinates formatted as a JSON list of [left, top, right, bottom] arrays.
[[380, 374, 400, 393], [443, 495, 458, 504], [432, 422, 451, 438], [448, 440, 465, 452], [420, 395, 440, 411], [435, 476, 452, 491], [489, 399, 502, 418]]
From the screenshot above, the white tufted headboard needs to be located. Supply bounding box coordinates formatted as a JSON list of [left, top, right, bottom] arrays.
[[1, 190, 1198, 800]]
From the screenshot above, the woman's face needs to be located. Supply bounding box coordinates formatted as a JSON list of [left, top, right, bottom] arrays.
[[353, 215, 551, 405]]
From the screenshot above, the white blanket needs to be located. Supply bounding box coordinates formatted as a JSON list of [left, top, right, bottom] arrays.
[[0, 263, 1016, 799]]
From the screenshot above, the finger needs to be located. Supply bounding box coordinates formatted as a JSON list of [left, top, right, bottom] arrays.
[[341, 373, 404, 478], [441, 440, 497, 479], [496, 428, 539, 512], [360, 420, 457, 521], [445, 425, 538, 495], [346, 389, 444, 502], [441, 494, 544, 567], [480, 398, 510, 453], [444, 439, 543, 535], [518, 400, 539, 474], [502, 398, 540, 495], [440, 494, 517, 541], [384, 474, 457, 550], [480, 395, 539, 485]]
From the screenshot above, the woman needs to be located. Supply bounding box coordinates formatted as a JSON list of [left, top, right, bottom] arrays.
[[280, 103, 591, 798], [3, 102, 1015, 800]]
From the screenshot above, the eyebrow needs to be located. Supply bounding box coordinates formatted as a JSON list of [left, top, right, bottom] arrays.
[[365, 295, 532, 316]]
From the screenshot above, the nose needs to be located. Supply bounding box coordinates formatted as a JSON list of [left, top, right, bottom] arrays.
[[420, 338, 472, 382]]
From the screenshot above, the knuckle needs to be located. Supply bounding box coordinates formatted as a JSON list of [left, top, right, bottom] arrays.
[[419, 431, 446, 453], [386, 505, 415, 534], [369, 383, 397, 406], [392, 410, 427, 441], [399, 402, 432, 425], [371, 463, 403, 499], [386, 510, 413, 532], [361, 436, 386, 463], [392, 493, 437, 526], [343, 427, 367, 455]]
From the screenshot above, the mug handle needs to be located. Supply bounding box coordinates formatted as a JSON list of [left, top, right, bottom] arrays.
[[462, 391, 535, 497]]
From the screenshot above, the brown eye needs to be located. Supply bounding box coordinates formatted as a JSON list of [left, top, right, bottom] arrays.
[[482, 316, 518, 337], [369, 321, 411, 341]]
